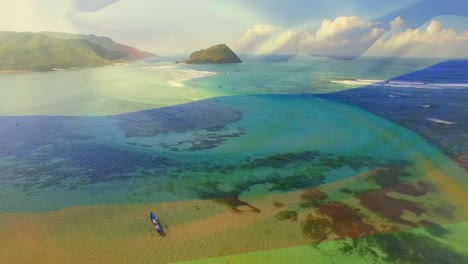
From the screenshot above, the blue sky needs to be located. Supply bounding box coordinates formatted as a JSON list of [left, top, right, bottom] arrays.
[[1, 0, 467, 57], [233, 0, 419, 25]]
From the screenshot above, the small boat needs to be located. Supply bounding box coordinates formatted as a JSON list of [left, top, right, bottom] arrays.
[[150, 211, 163, 233]]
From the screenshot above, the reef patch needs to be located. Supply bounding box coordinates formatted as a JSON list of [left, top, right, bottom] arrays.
[[117, 100, 242, 137]]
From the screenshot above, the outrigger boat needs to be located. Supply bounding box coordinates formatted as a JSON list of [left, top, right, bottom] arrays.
[[150, 211, 163, 233]]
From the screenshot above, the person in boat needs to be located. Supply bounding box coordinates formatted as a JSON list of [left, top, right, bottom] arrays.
[[150, 212, 162, 233]]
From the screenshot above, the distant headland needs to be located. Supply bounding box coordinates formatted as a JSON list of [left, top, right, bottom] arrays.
[[184, 44, 242, 64], [0, 31, 157, 71]]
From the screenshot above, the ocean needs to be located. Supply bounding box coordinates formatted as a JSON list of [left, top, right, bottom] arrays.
[[1, 56, 467, 263]]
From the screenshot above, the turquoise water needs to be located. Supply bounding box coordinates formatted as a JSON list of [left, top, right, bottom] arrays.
[[0, 57, 466, 213], [1, 93, 464, 212], [2, 56, 468, 264], [0, 56, 440, 116], [187, 56, 441, 94]]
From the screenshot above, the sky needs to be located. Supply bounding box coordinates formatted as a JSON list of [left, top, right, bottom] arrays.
[[0, 0, 467, 57]]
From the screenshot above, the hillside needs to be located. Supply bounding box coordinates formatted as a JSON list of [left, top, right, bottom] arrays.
[[41, 32, 155, 60], [185, 44, 241, 64], [0, 31, 155, 71]]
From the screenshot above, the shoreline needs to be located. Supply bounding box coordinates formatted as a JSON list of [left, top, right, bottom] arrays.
[[1, 164, 467, 263], [0, 61, 132, 74], [0, 70, 28, 74]]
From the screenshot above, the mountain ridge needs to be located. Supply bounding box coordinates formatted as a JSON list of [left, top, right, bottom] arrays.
[[0, 31, 156, 71]]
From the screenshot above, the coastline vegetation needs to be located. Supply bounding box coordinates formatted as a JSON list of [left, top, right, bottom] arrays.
[[0, 31, 155, 71]]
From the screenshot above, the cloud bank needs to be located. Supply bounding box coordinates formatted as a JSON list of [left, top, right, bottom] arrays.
[[303, 16, 385, 57], [236, 16, 385, 57], [237, 16, 468, 58], [390, 16, 405, 30], [367, 20, 468, 57]]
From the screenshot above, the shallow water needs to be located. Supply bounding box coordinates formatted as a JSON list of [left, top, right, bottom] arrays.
[[0, 56, 440, 116], [1, 57, 467, 263], [2, 94, 465, 213]]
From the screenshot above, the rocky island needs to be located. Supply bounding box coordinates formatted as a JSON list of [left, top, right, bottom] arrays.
[[185, 44, 241, 64], [0, 31, 156, 71]]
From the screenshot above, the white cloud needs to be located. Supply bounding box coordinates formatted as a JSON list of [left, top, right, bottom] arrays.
[[237, 24, 282, 52], [237, 16, 386, 57], [426, 20, 442, 34], [366, 20, 468, 58], [302, 16, 385, 57], [242, 24, 280, 38], [390, 16, 405, 30], [315, 16, 376, 40], [238, 16, 468, 58]]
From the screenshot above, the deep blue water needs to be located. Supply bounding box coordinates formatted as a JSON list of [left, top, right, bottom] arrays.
[[319, 60, 468, 157]]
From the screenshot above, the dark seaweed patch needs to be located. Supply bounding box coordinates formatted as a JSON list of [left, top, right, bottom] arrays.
[[352, 188, 377, 196], [433, 204, 456, 218], [244, 151, 393, 175], [116, 100, 242, 137], [368, 163, 411, 188], [339, 188, 353, 194], [417, 180, 438, 193], [191, 166, 325, 203], [56, 144, 175, 183], [1, 143, 177, 188], [301, 214, 331, 242], [191, 180, 259, 213], [160, 128, 245, 152], [358, 187, 425, 226], [195, 172, 321, 206], [275, 210, 298, 221], [339, 231, 467, 264], [247, 151, 319, 169], [301, 202, 375, 242], [319, 203, 375, 238], [214, 198, 260, 213], [299, 188, 328, 208], [189, 152, 408, 208], [269, 173, 325, 192], [301, 188, 327, 201], [385, 184, 427, 196], [273, 201, 285, 208], [422, 222, 450, 237], [192, 180, 230, 200]]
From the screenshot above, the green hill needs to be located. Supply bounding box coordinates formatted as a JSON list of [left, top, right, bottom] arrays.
[[41, 32, 156, 60], [0, 31, 156, 71], [185, 44, 241, 64]]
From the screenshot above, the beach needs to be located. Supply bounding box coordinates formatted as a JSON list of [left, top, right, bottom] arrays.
[[2, 164, 467, 263]]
